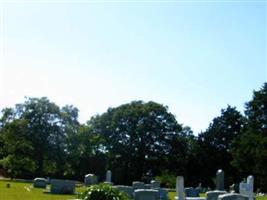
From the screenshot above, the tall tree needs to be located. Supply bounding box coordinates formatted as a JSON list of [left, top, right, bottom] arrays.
[[0, 97, 80, 178], [197, 105, 245, 187], [231, 83, 267, 191], [0, 119, 35, 178], [88, 101, 183, 184]]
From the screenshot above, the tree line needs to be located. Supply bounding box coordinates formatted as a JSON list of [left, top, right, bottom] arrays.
[[0, 83, 266, 191]]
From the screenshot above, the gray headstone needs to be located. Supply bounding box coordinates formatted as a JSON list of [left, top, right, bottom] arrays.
[[33, 178, 47, 188], [50, 179, 75, 194], [176, 176, 185, 200], [151, 180, 161, 189], [206, 190, 227, 200], [219, 193, 249, 200], [216, 169, 224, 190], [145, 184, 152, 189], [186, 198, 206, 200], [133, 181, 145, 190], [159, 188, 169, 200], [113, 185, 134, 197], [106, 170, 112, 183], [185, 187, 200, 197], [134, 189, 160, 200], [239, 176, 254, 200], [84, 174, 98, 186]]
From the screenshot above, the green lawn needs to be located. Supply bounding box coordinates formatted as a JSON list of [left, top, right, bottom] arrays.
[[0, 179, 81, 200], [1, 180, 267, 200]]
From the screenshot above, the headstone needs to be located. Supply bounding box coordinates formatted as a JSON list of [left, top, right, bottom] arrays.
[[159, 188, 169, 200], [218, 193, 249, 200], [33, 178, 47, 188], [84, 174, 98, 186], [134, 189, 160, 200], [106, 170, 112, 183], [196, 183, 203, 194], [216, 169, 224, 190], [206, 190, 227, 200], [186, 198, 206, 200], [176, 176, 185, 200], [133, 181, 145, 190], [151, 180, 160, 189], [239, 176, 254, 200], [50, 179, 75, 194], [145, 184, 152, 189], [185, 187, 200, 197], [113, 185, 134, 198]]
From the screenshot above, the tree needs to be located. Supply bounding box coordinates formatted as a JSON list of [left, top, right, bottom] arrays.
[[197, 105, 245, 187], [231, 83, 267, 191], [0, 119, 35, 178], [88, 101, 183, 184], [0, 97, 80, 178]]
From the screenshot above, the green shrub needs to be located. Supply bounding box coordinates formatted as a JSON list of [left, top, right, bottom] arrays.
[[78, 184, 131, 200], [155, 171, 176, 188]]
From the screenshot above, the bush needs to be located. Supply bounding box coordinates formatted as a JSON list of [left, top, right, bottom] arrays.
[[155, 171, 176, 188], [79, 184, 131, 200]]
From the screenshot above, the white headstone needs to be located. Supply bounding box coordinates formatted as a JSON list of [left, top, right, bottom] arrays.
[[176, 176, 185, 200], [239, 175, 254, 200]]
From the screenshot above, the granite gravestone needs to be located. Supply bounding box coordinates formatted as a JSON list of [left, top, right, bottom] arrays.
[[216, 169, 224, 191], [219, 193, 249, 200], [176, 176, 185, 200], [113, 185, 134, 198], [106, 170, 112, 183], [50, 179, 75, 194], [206, 190, 227, 200], [134, 189, 160, 200], [33, 178, 47, 188], [84, 174, 98, 186], [185, 187, 200, 197], [133, 181, 145, 190], [151, 180, 160, 189]]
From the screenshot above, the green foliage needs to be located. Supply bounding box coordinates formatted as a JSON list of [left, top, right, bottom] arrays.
[[78, 184, 131, 200], [0, 82, 267, 191], [155, 171, 176, 188], [196, 105, 245, 187], [88, 101, 183, 184], [231, 83, 267, 191]]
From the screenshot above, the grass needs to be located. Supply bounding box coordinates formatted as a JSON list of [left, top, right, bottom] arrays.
[[168, 191, 267, 200], [1, 180, 267, 200], [0, 179, 82, 200]]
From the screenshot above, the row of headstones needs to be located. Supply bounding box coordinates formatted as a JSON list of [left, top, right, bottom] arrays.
[[175, 169, 254, 200], [32, 170, 113, 194], [33, 178, 76, 194], [85, 170, 168, 200], [114, 181, 169, 200]]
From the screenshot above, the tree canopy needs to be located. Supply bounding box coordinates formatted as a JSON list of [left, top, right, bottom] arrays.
[[0, 83, 266, 191]]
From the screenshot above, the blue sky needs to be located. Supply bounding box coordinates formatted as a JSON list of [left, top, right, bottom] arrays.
[[0, 1, 266, 134]]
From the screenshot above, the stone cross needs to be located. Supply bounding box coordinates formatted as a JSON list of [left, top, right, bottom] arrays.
[[216, 169, 224, 190], [106, 170, 112, 183], [176, 176, 184, 200]]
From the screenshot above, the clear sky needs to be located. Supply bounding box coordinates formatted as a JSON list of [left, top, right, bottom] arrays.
[[0, 0, 266, 134]]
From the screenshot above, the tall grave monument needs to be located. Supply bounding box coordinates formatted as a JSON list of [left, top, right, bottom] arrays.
[[176, 176, 185, 200], [216, 169, 224, 191]]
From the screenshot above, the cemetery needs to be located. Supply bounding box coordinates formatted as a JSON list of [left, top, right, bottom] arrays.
[[0, 169, 266, 200]]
